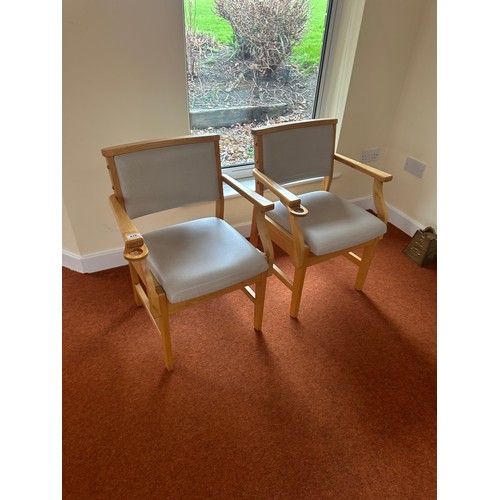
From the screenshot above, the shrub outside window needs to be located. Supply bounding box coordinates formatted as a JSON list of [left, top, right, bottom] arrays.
[[184, 0, 331, 168]]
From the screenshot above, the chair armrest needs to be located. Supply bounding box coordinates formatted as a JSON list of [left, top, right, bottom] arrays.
[[221, 174, 274, 212], [334, 153, 393, 182], [221, 174, 275, 270], [252, 169, 308, 217], [334, 153, 392, 224], [108, 195, 148, 261]]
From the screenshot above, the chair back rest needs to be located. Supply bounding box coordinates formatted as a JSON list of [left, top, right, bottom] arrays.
[[252, 119, 337, 185], [102, 135, 222, 219]]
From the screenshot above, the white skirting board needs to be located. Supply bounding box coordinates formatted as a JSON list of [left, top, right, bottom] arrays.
[[62, 199, 424, 274], [351, 198, 423, 237], [62, 249, 127, 274]]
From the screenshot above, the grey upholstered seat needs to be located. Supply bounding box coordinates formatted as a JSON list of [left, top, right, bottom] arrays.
[[144, 217, 269, 303], [267, 191, 387, 255]]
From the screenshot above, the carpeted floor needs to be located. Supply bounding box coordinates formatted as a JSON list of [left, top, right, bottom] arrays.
[[62, 224, 436, 499]]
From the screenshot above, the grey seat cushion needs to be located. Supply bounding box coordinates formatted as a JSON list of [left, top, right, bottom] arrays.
[[143, 217, 269, 304], [267, 191, 387, 255]]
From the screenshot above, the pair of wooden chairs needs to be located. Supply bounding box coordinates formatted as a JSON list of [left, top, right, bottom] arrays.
[[102, 119, 392, 370]]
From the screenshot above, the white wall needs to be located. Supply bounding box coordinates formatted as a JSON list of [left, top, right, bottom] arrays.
[[63, 0, 190, 256], [332, 0, 436, 230], [62, 199, 79, 255], [384, 0, 436, 228]]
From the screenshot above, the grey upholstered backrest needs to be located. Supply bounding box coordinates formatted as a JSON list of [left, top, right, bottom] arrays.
[[114, 139, 221, 219], [257, 121, 336, 185]]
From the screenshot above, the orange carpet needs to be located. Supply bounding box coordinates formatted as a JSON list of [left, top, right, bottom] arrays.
[[63, 224, 436, 499]]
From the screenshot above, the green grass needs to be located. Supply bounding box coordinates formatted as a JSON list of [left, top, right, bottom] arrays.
[[291, 0, 329, 71], [184, 0, 329, 71], [184, 0, 233, 44]]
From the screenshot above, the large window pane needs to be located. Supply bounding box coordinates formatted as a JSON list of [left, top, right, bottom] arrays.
[[184, 0, 329, 166]]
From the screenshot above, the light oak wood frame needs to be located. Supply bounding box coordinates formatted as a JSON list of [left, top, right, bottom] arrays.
[[102, 135, 275, 370], [250, 119, 393, 318]]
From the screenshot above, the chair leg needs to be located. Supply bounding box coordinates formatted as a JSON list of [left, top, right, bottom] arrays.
[[159, 297, 174, 371], [290, 266, 307, 318], [128, 263, 142, 307], [354, 239, 380, 291], [253, 275, 267, 331]]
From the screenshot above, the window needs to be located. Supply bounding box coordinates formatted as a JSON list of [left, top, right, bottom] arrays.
[[184, 0, 334, 174]]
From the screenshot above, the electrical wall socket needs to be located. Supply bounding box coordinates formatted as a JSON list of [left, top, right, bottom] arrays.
[[404, 156, 426, 178], [361, 147, 380, 163]]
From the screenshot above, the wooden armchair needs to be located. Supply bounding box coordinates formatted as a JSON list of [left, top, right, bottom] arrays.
[[250, 118, 393, 318], [102, 134, 274, 370]]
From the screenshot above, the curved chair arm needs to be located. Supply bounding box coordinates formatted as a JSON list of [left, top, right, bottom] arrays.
[[252, 169, 308, 217], [334, 153, 393, 182], [108, 195, 149, 261], [333, 153, 392, 224], [221, 174, 275, 212], [252, 169, 309, 268]]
